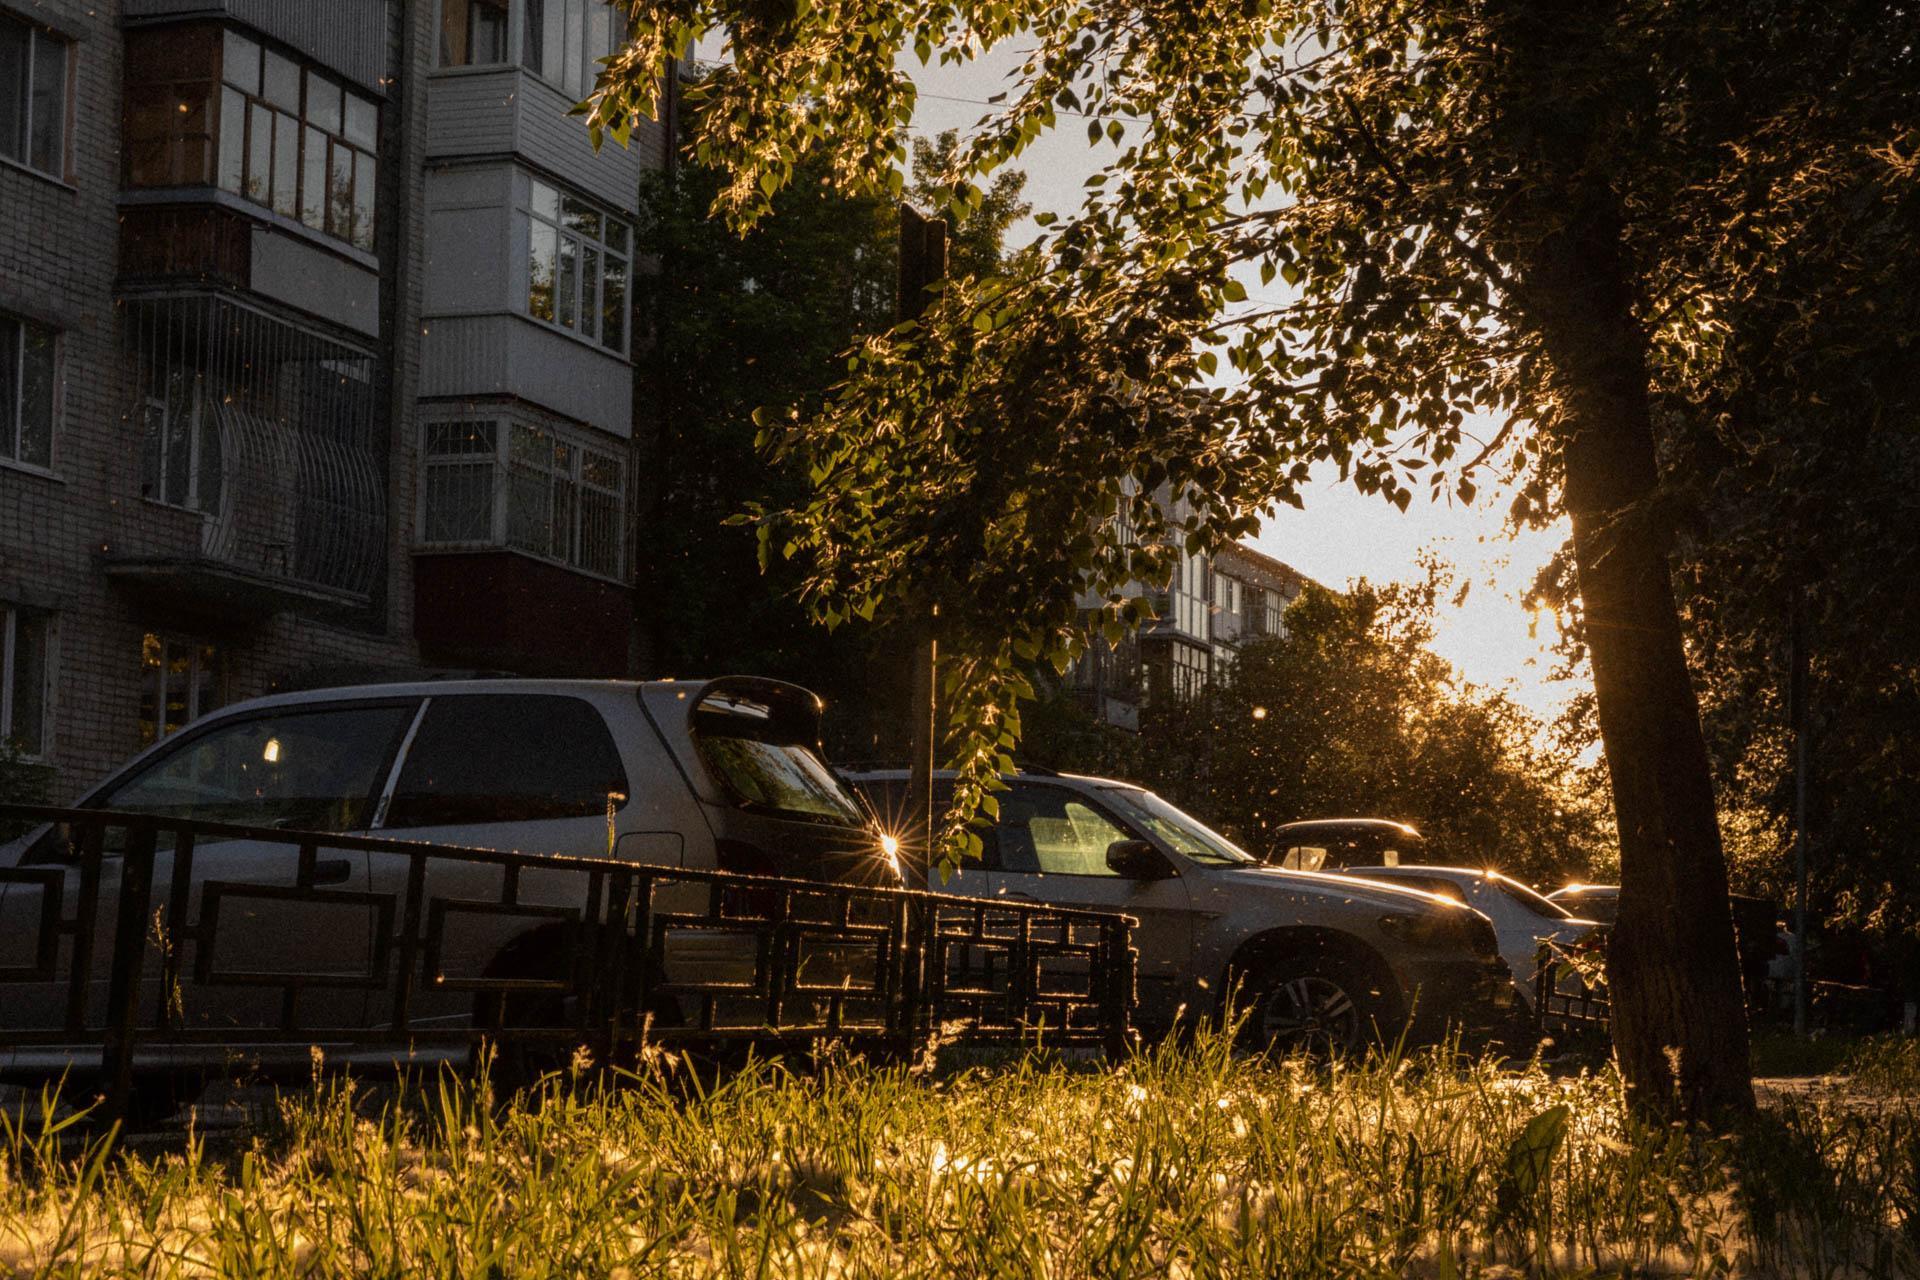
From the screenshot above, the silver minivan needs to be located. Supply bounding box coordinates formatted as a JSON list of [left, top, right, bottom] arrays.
[[0, 676, 897, 1075]]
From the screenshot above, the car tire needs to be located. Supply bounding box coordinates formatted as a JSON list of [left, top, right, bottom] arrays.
[[1240, 953, 1396, 1058], [115, 1068, 205, 1132], [475, 936, 681, 1102]]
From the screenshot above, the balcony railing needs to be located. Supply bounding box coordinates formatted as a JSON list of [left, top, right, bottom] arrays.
[[112, 293, 386, 611]]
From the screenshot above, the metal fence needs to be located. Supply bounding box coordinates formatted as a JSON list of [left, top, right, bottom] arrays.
[[1534, 944, 1611, 1038], [0, 806, 1134, 1115]]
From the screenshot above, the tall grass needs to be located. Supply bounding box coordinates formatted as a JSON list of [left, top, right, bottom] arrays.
[[1, 1030, 1915, 1277]]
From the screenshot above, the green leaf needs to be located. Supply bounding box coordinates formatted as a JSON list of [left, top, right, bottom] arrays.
[[1495, 1105, 1569, 1227]]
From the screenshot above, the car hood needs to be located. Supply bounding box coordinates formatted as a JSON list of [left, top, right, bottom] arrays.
[[1197, 864, 1466, 915]]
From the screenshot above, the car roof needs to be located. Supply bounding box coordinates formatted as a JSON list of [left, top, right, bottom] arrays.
[[182, 676, 811, 721], [1272, 818, 1423, 837], [842, 767, 1135, 790], [1346, 864, 1529, 885]]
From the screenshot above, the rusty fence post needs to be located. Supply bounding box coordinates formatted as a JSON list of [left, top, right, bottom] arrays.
[[1103, 917, 1136, 1063]]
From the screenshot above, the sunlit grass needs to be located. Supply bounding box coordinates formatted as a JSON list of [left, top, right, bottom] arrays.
[[1, 1030, 1916, 1277]]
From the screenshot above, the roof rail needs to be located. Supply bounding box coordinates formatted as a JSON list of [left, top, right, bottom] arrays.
[[835, 762, 1063, 778]]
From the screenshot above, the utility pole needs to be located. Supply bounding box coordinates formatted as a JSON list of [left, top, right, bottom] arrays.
[[898, 204, 947, 888], [1790, 583, 1811, 1037]]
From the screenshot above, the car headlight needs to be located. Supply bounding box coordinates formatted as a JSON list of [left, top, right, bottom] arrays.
[[1379, 907, 1500, 959]]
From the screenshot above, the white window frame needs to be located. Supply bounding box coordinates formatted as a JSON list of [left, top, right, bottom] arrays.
[[0, 605, 51, 759], [140, 369, 221, 514], [1, 15, 70, 181], [524, 176, 631, 355], [0, 312, 58, 474], [1171, 550, 1209, 640], [418, 415, 627, 581], [436, 0, 511, 68], [519, 0, 623, 100]]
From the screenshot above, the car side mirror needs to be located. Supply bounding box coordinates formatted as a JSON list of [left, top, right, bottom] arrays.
[[1106, 838, 1172, 881]]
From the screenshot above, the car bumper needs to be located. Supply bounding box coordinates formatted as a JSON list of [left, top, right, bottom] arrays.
[[1396, 955, 1522, 1046]]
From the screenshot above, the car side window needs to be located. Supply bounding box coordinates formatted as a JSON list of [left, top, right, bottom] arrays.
[[382, 695, 628, 828], [96, 704, 415, 833], [999, 789, 1130, 877], [1280, 845, 1328, 872]]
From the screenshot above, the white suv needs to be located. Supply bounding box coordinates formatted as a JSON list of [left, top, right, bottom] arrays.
[[848, 769, 1518, 1053], [0, 677, 896, 1075]]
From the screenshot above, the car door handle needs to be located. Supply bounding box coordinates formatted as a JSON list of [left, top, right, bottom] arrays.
[[1000, 891, 1038, 903], [312, 858, 353, 886]]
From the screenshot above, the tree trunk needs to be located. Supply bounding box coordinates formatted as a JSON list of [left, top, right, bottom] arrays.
[[1533, 216, 1755, 1123]]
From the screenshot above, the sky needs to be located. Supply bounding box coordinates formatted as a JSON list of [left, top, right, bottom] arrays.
[[905, 51, 1582, 721]]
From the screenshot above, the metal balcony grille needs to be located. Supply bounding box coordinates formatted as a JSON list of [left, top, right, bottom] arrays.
[[123, 293, 386, 600]]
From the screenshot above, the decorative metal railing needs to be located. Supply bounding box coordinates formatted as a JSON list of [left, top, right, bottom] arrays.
[[0, 806, 1134, 1116], [1534, 942, 1610, 1037], [119, 293, 386, 600]]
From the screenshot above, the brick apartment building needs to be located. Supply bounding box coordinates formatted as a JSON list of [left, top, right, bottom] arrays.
[[1, 0, 665, 796]]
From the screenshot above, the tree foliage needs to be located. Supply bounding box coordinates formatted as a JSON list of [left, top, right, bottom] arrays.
[[1016, 574, 1613, 886], [1530, 81, 1920, 947], [1133, 580, 1612, 887], [635, 118, 1032, 752], [592, 0, 1917, 1118]]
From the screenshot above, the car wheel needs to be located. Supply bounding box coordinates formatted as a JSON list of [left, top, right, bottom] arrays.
[[116, 1068, 205, 1132], [1243, 955, 1387, 1057], [476, 938, 681, 1101]]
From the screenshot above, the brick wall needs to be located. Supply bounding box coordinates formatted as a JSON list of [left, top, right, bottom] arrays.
[[0, 0, 422, 799]]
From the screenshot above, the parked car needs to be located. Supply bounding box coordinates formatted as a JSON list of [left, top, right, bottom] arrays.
[[1333, 866, 1600, 1009], [847, 769, 1518, 1053], [1544, 884, 1783, 1006], [1544, 883, 1619, 923], [0, 676, 898, 1077], [1267, 818, 1426, 872]]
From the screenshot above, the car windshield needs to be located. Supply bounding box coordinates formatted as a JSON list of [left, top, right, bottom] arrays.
[[1492, 874, 1575, 920], [697, 731, 867, 826], [1105, 789, 1258, 866]]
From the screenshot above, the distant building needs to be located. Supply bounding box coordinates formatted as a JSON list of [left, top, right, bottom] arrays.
[[0, 0, 666, 793], [1071, 519, 1312, 731]]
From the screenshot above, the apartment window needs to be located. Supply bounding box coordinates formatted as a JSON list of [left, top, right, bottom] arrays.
[[1170, 551, 1209, 639], [123, 25, 217, 186], [1171, 643, 1209, 700], [137, 633, 223, 748], [125, 27, 379, 251], [1262, 588, 1286, 636], [139, 365, 223, 514], [218, 31, 378, 249], [420, 418, 626, 579], [439, 0, 509, 66], [0, 314, 55, 471], [526, 178, 630, 352], [0, 15, 69, 179], [0, 606, 49, 756], [521, 0, 623, 100], [1145, 640, 1210, 706], [419, 420, 497, 543]]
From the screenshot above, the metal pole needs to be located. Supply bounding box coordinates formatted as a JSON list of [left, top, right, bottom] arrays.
[[1791, 584, 1810, 1037], [898, 204, 947, 888]]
